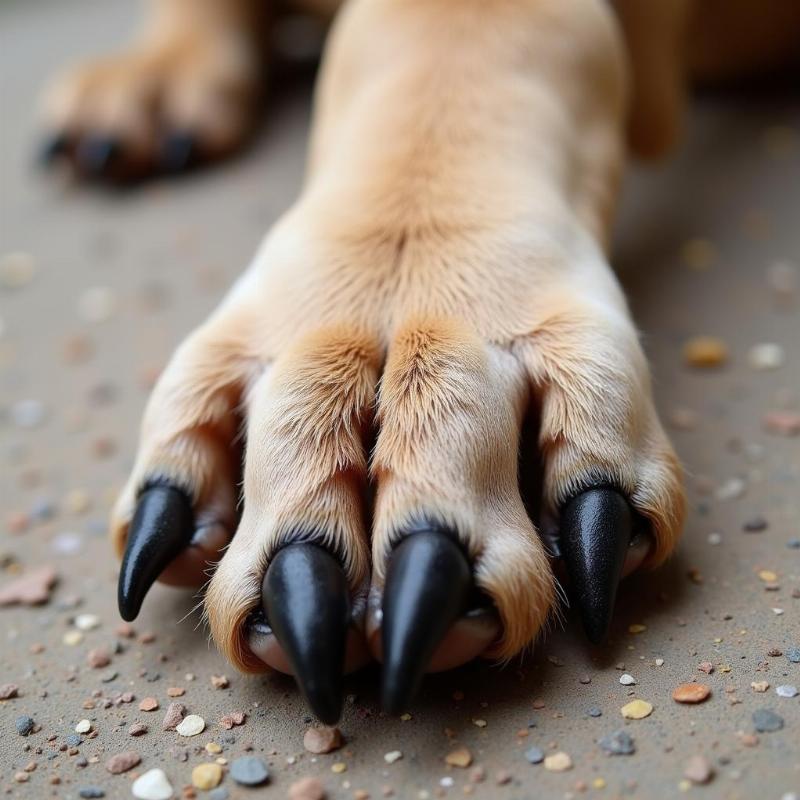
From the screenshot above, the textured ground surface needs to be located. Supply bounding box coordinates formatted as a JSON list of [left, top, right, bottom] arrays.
[[1, 1, 799, 798]]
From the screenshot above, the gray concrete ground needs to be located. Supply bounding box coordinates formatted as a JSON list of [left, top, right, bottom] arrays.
[[1, 1, 799, 798]]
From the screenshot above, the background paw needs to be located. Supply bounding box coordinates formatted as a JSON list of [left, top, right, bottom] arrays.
[[39, 33, 262, 181]]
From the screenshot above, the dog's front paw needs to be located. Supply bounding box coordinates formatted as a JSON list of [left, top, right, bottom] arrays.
[[39, 27, 262, 181], [111, 231, 685, 723]]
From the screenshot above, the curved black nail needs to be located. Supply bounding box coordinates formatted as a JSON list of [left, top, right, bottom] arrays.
[[560, 487, 633, 645], [381, 529, 472, 714], [118, 483, 194, 622], [160, 133, 197, 173], [261, 543, 349, 725], [39, 133, 69, 165], [75, 136, 120, 175]]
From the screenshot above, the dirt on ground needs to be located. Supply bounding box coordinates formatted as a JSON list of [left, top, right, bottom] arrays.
[[1, 1, 798, 798]]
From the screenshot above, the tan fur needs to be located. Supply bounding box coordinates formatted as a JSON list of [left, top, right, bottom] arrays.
[[102, 0, 689, 671], [84, 0, 797, 670]]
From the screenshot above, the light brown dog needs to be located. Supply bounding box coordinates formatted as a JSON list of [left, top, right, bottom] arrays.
[[40, 0, 800, 719]]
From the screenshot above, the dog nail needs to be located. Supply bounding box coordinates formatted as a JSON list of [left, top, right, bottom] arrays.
[[160, 133, 197, 172], [39, 133, 69, 165], [559, 486, 633, 644], [261, 543, 349, 725], [381, 528, 472, 714], [118, 482, 194, 622], [75, 136, 120, 174]]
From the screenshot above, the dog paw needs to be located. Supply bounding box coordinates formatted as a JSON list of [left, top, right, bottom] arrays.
[[113, 222, 685, 721], [39, 26, 262, 181]]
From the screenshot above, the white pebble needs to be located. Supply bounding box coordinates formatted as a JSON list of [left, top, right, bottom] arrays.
[[175, 714, 205, 737], [0, 252, 37, 288], [132, 768, 174, 800], [74, 719, 92, 734], [772, 608, 784, 615], [11, 399, 47, 429], [715, 477, 746, 501], [707, 532, 723, 546], [52, 531, 83, 555], [776, 685, 798, 698], [74, 613, 101, 631], [440, 777, 455, 788], [655, 658, 665, 667], [619, 674, 637, 686], [384, 750, 403, 764], [78, 286, 117, 323], [748, 342, 785, 370]]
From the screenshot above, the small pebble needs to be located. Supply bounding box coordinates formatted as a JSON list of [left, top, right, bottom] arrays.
[[598, 730, 635, 756], [74, 613, 100, 631], [672, 683, 711, 704], [128, 723, 147, 736], [752, 709, 784, 732], [303, 725, 342, 754], [132, 768, 173, 800], [11, 399, 47, 429], [748, 343, 784, 370], [78, 788, 105, 799], [776, 685, 798, 698], [139, 697, 159, 712], [445, 748, 472, 768], [524, 746, 544, 764], [620, 700, 653, 720], [683, 336, 728, 368], [87, 648, 111, 669], [230, 756, 269, 786], [15, 715, 35, 736], [384, 751, 403, 764], [588, 707, 602, 718], [787, 647, 800, 664], [78, 286, 117, 323], [0, 683, 19, 700], [289, 777, 326, 800], [176, 714, 205, 737], [162, 703, 185, 731], [0, 565, 58, 606], [192, 763, 223, 790], [684, 755, 714, 785], [763, 411, 800, 437], [751, 681, 770, 693], [543, 752, 572, 772], [105, 751, 141, 774], [619, 674, 636, 686], [628, 624, 646, 634], [75, 719, 92, 734], [0, 251, 37, 288]]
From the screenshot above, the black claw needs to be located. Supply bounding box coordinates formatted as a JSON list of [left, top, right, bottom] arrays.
[[160, 133, 197, 173], [117, 483, 194, 622], [39, 132, 69, 165], [75, 136, 120, 174], [261, 543, 350, 725], [381, 529, 472, 714], [559, 487, 633, 645]]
